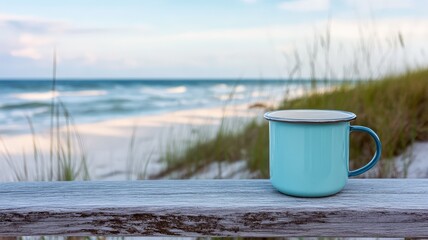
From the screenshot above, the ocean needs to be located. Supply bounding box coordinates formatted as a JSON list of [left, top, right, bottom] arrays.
[[0, 79, 321, 135]]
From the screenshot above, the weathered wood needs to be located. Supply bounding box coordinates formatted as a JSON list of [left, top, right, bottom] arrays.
[[0, 179, 427, 237]]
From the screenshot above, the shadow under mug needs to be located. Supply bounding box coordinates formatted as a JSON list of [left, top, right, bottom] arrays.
[[264, 109, 382, 197]]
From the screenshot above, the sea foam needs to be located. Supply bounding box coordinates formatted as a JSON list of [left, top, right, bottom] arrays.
[[166, 86, 187, 94], [13, 91, 59, 100], [12, 90, 107, 100]]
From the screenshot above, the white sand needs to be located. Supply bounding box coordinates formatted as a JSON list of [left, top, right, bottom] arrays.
[[394, 141, 428, 178], [3, 85, 424, 181], [3, 103, 427, 181], [0, 102, 267, 181]]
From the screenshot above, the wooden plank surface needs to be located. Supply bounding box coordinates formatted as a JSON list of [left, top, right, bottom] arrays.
[[0, 179, 427, 237]]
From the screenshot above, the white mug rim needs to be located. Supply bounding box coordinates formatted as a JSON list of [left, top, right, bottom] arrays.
[[264, 109, 357, 124]]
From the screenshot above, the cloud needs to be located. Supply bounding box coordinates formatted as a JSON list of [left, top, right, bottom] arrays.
[[0, 13, 152, 63], [345, 0, 417, 11], [82, 53, 98, 65], [132, 17, 428, 78], [0, 13, 151, 35], [279, 0, 330, 12], [10, 48, 42, 60], [0, 14, 66, 34], [6, 34, 54, 60], [278, 0, 419, 13], [19, 34, 53, 46], [1, 11, 427, 78], [3, 19, 55, 33], [149, 18, 428, 45], [241, 0, 258, 4]]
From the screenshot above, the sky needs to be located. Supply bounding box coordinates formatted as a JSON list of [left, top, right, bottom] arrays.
[[1, 0, 427, 79]]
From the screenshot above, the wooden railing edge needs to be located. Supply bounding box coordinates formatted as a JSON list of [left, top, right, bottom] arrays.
[[0, 179, 427, 237]]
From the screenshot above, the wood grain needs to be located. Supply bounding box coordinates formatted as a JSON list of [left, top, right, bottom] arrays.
[[0, 179, 427, 237]]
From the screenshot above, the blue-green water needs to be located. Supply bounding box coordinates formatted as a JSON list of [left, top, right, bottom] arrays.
[[0, 79, 325, 134]]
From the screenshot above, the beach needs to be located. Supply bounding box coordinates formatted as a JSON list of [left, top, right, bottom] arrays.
[[0, 100, 268, 181], [0, 79, 320, 181], [0, 80, 296, 134], [1, 77, 426, 181]]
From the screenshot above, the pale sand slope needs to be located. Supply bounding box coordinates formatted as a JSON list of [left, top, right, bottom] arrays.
[[0, 103, 267, 181], [0, 83, 306, 182], [186, 141, 428, 179], [394, 141, 428, 178], [2, 100, 426, 181]]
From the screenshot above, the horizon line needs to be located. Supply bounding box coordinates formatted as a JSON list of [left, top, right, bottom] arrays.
[[0, 78, 356, 82]]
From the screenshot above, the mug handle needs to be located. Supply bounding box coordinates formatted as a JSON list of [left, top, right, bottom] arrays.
[[348, 125, 382, 177]]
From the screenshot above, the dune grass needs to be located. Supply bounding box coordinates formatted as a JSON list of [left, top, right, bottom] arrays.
[[0, 51, 90, 182], [155, 69, 428, 178], [0, 99, 90, 181]]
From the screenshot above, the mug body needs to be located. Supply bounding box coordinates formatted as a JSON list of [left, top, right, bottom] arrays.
[[269, 120, 350, 197]]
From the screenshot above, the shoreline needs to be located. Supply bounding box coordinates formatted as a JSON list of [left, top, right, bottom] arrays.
[[0, 100, 269, 182], [2, 89, 426, 181], [4, 83, 417, 182]]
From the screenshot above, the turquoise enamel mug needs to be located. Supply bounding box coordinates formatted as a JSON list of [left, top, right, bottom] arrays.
[[264, 109, 381, 197]]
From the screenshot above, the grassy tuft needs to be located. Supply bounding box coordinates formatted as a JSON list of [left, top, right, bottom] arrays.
[[0, 50, 90, 182], [281, 70, 428, 176], [0, 101, 90, 181], [156, 69, 428, 178]]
